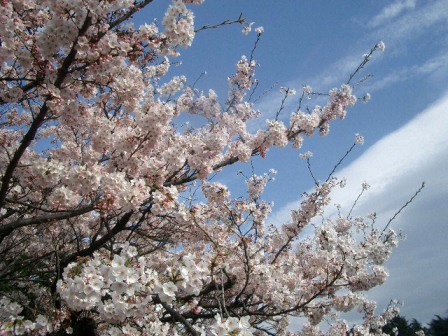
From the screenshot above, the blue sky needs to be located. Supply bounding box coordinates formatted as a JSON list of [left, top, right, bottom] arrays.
[[135, 0, 448, 326]]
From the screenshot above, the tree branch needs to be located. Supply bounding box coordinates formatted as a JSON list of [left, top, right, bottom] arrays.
[[0, 15, 93, 209], [157, 297, 200, 336], [60, 211, 133, 267], [0, 205, 94, 242]]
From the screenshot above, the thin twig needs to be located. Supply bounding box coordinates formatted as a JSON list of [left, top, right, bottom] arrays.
[[326, 142, 357, 182], [347, 188, 366, 220], [306, 158, 318, 186], [195, 14, 245, 33], [248, 31, 262, 64], [382, 182, 425, 233], [346, 45, 378, 85], [191, 71, 207, 89], [275, 91, 289, 121]]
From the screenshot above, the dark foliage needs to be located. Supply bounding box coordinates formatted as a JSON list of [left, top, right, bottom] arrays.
[[382, 311, 448, 336], [428, 314, 448, 336]]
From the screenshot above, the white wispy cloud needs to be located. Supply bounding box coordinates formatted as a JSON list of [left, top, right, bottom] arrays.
[[369, 0, 448, 44], [314, 1, 448, 92], [369, 0, 417, 28], [269, 92, 448, 323], [362, 51, 448, 93], [413, 52, 448, 75]]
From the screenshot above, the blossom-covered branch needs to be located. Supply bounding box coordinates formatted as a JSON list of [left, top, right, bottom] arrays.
[[0, 0, 406, 335]]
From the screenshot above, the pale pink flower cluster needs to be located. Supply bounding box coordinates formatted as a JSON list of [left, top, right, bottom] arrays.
[[299, 150, 313, 159], [280, 86, 297, 95], [286, 85, 356, 147], [290, 109, 320, 140], [0, 297, 54, 335], [255, 26, 265, 34], [202, 182, 231, 204], [57, 244, 210, 324], [377, 41, 386, 52], [355, 133, 365, 145], [303, 85, 313, 94], [320, 84, 357, 134], [228, 56, 257, 103], [211, 315, 254, 335], [162, 0, 196, 49], [242, 22, 255, 35], [246, 171, 276, 200], [157, 75, 187, 97], [36, 16, 78, 60], [281, 180, 334, 239], [264, 120, 289, 147], [363, 92, 372, 103]]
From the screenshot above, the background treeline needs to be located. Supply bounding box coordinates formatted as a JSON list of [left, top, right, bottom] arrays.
[[382, 311, 448, 335]]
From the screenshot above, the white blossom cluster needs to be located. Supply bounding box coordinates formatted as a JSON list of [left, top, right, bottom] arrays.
[[0, 297, 53, 335], [57, 244, 208, 318], [162, 0, 196, 49], [157, 75, 187, 97]]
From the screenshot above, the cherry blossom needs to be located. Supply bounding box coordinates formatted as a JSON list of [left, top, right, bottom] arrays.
[[0, 1, 409, 335]]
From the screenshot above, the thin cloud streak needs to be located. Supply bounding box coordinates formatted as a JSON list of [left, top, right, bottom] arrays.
[[369, 0, 417, 28], [297, 1, 448, 91], [363, 51, 448, 92], [370, 0, 448, 45]]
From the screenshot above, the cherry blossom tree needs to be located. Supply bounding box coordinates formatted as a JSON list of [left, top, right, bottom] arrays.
[[0, 1, 415, 335]]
